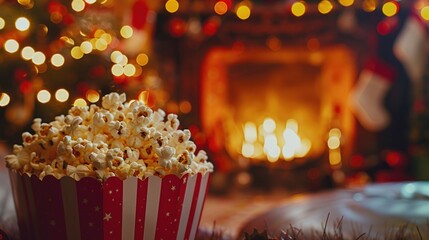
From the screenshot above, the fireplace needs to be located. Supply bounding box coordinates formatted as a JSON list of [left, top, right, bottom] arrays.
[[200, 45, 357, 183], [153, 8, 375, 190]]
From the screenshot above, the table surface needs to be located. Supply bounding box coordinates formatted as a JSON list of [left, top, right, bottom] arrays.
[[1, 160, 429, 239]]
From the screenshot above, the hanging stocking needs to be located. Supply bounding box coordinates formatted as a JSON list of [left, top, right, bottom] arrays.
[[349, 58, 397, 131], [393, 9, 428, 84]]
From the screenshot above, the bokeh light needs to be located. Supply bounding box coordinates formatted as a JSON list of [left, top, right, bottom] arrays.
[[15, 17, 30, 31], [318, 0, 334, 14], [73, 98, 87, 107], [51, 53, 65, 67], [165, 0, 179, 13], [32, 51, 46, 65], [0, 93, 11, 107], [37, 90, 51, 103], [136, 53, 149, 66], [291, 1, 306, 17], [4, 39, 20, 53], [382, 1, 399, 17], [0, 18, 5, 30], [236, 4, 251, 20], [120, 25, 133, 39], [71, 0, 85, 12], [421, 6, 429, 20], [86, 89, 100, 103], [21, 46, 35, 60], [55, 89, 69, 102], [214, 1, 228, 15]]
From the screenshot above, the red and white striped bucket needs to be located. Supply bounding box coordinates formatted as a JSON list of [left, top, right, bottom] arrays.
[[9, 170, 210, 240]]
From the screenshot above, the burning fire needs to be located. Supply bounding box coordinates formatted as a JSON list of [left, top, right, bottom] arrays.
[[241, 118, 312, 162]]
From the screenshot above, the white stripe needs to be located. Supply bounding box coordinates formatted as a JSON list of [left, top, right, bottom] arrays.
[[122, 177, 138, 240], [176, 175, 197, 240], [189, 173, 209, 240], [143, 176, 162, 240], [61, 177, 81, 240], [23, 174, 40, 240]]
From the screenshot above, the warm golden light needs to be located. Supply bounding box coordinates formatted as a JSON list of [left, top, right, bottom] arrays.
[[55, 89, 69, 102], [236, 4, 251, 20], [421, 6, 429, 20], [71, 0, 85, 12], [123, 64, 136, 76], [382, 1, 399, 17], [37, 90, 51, 103], [136, 53, 149, 66], [80, 41, 93, 54], [329, 150, 342, 166], [100, 33, 112, 44], [165, 0, 179, 13], [242, 142, 255, 158], [111, 64, 124, 76], [328, 136, 340, 149], [17, 0, 34, 8], [339, 0, 354, 7], [286, 119, 298, 133], [362, 0, 377, 12], [21, 46, 35, 60], [138, 91, 149, 104], [4, 39, 20, 53], [294, 139, 311, 158], [60, 36, 75, 46], [73, 98, 87, 107], [267, 148, 281, 162], [318, 0, 333, 14], [0, 18, 5, 30], [51, 53, 65, 67], [71, 46, 84, 59], [84, 0, 96, 4], [262, 118, 276, 133], [86, 89, 100, 103], [120, 25, 133, 39], [179, 100, 192, 113], [291, 1, 306, 17], [118, 54, 128, 66], [214, 1, 228, 15], [95, 38, 108, 51], [110, 51, 123, 63], [244, 122, 258, 143], [32, 51, 46, 65], [15, 17, 30, 31], [94, 29, 105, 38], [0, 93, 11, 107], [329, 128, 341, 138]]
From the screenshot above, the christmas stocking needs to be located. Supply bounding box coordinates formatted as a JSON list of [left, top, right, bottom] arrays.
[[393, 10, 428, 84], [349, 58, 396, 131]]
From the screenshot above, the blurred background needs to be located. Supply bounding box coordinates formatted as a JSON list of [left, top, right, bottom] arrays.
[[0, 0, 429, 195]]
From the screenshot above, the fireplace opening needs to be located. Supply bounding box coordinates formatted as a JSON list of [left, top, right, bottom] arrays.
[[201, 45, 357, 189]]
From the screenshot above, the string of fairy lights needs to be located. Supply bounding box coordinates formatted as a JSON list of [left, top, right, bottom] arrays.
[[0, 0, 428, 109]]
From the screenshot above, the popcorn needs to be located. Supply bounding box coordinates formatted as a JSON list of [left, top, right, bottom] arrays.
[[5, 92, 213, 181]]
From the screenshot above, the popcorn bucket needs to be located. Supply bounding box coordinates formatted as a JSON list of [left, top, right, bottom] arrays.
[[9, 170, 210, 240]]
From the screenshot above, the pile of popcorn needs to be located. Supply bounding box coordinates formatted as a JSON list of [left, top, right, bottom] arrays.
[[5, 92, 213, 181]]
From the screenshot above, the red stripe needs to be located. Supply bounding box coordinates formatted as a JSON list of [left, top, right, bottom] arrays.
[[103, 177, 123, 239], [365, 58, 396, 82], [134, 178, 148, 239], [76, 177, 103, 240], [154, 175, 183, 240], [9, 172, 31, 240], [32, 175, 67, 240], [184, 173, 203, 240]]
